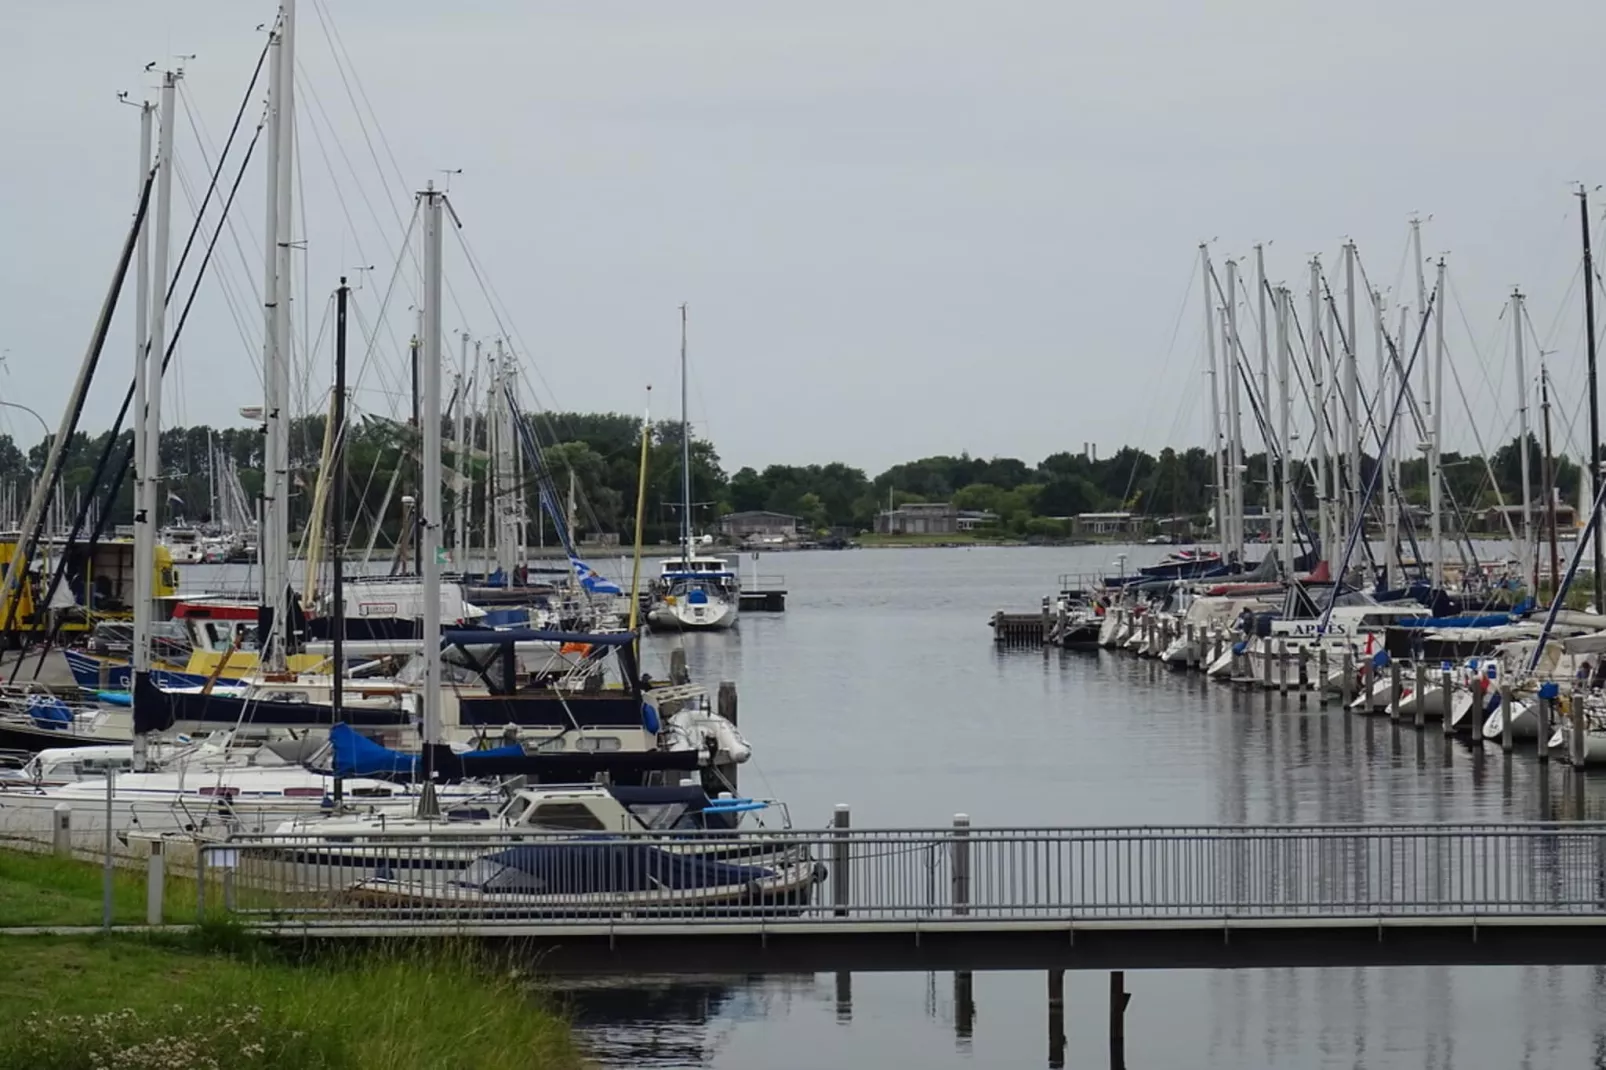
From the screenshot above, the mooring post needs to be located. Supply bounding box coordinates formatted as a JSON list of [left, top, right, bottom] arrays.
[[1443, 666, 1456, 737], [1109, 970, 1130, 1070], [1501, 682, 1515, 752], [1185, 623, 1195, 668], [1041, 597, 1052, 646], [1342, 651, 1355, 707], [1055, 600, 1068, 647], [1537, 685, 1553, 762], [834, 972, 852, 1023], [1389, 662, 1402, 722], [832, 804, 851, 917], [952, 813, 971, 916], [52, 802, 71, 858], [1414, 661, 1427, 729], [669, 647, 689, 685], [1572, 683, 1587, 766], [146, 839, 165, 926], [1359, 658, 1373, 712], [1297, 645, 1309, 704], [1048, 969, 1066, 1069], [1317, 647, 1328, 707]]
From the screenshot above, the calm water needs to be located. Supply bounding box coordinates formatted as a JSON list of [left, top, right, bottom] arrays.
[[542, 544, 1606, 1070]]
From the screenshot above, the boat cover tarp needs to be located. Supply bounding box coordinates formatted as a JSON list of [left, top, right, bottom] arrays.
[[456, 841, 774, 894], [327, 722, 524, 779]]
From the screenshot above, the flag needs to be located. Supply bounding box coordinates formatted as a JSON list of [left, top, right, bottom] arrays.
[[167, 492, 184, 506], [570, 556, 622, 596]]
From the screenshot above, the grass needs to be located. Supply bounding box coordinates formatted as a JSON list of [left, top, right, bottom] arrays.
[[0, 850, 581, 1068], [0, 934, 582, 1069]]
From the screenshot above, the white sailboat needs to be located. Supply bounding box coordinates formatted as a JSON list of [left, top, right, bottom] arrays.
[[647, 306, 738, 632]]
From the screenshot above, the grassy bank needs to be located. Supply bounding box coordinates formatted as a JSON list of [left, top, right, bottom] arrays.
[[0, 851, 582, 1069]]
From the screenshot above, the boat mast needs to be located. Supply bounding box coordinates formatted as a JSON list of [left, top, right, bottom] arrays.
[[331, 277, 348, 725], [1277, 286, 1293, 575], [133, 73, 176, 771], [1224, 259, 1244, 566], [453, 332, 468, 566], [129, 94, 155, 703], [418, 181, 445, 804], [1541, 360, 1562, 602], [260, 0, 295, 672], [1201, 245, 1225, 554], [1581, 185, 1604, 612], [1343, 242, 1360, 560], [1256, 244, 1273, 531], [1372, 289, 1390, 586], [1512, 287, 1534, 591], [680, 302, 691, 561], [1431, 257, 1446, 587], [1309, 258, 1330, 564]]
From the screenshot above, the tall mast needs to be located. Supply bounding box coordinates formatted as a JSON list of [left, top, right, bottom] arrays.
[[129, 97, 154, 691], [1372, 289, 1387, 585], [679, 302, 691, 559], [1581, 185, 1604, 612], [133, 74, 175, 772], [331, 277, 348, 725], [1409, 218, 1433, 585], [1431, 257, 1446, 587], [261, 0, 295, 671], [1256, 244, 1273, 525], [1276, 287, 1293, 575], [1224, 259, 1243, 565], [418, 182, 445, 797], [1343, 242, 1360, 551], [1309, 258, 1330, 563], [453, 332, 468, 565], [1541, 360, 1562, 602], [1201, 245, 1225, 552], [1513, 288, 1534, 590]]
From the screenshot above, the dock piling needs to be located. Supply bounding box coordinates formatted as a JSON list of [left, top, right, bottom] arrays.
[[1414, 662, 1426, 729], [1389, 663, 1402, 722], [1048, 969, 1066, 1068], [1501, 683, 1514, 751], [1109, 971, 1130, 1070], [1278, 640, 1289, 696], [1341, 652, 1355, 707], [1297, 645, 1309, 705], [1537, 689, 1552, 762], [1442, 667, 1455, 737], [669, 648, 689, 685], [1572, 685, 1586, 765]]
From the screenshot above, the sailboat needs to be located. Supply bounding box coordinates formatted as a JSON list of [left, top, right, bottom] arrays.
[[647, 306, 739, 632]]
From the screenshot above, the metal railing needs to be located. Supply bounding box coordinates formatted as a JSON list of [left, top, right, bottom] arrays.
[[196, 821, 1606, 929]]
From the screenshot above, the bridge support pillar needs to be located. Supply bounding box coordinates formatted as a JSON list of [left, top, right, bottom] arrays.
[[1109, 970, 1130, 1069]]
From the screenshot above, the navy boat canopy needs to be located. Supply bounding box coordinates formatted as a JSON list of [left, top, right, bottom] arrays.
[[441, 626, 636, 647]]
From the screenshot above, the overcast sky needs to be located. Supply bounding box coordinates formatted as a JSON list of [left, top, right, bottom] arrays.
[[5, 1, 1606, 477]]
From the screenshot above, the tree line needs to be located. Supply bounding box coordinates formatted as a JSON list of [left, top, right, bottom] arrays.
[[0, 413, 1586, 545]]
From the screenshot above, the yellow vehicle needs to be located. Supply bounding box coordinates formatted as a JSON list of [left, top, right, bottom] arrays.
[[0, 533, 177, 645]]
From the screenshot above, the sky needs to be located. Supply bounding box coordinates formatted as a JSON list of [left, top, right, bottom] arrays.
[[4, 1, 1606, 478]]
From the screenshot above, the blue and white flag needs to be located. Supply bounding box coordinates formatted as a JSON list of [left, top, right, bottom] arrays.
[[571, 556, 623, 596]]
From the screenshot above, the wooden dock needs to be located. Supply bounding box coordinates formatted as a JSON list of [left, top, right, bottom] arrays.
[[991, 610, 1049, 645]]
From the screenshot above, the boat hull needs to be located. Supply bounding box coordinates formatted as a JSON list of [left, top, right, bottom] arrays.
[[646, 598, 738, 632]]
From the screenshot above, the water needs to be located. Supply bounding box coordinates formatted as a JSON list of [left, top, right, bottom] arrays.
[[549, 544, 1606, 1069]]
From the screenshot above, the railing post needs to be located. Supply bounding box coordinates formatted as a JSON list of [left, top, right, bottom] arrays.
[[1442, 666, 1455, 737], [1317, 647, 1328, 707], [951, 813, 971, 917], [52, 802, 71, 858], [1414, 661, 1427, 729], [1501, 682, 1514, 752], [832, 804, 851, 917], [146, 839, 165, 926], [1389, 662, 1402, 722]]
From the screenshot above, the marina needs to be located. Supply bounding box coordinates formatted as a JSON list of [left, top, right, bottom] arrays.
[[8, 0, 1606, 1066]]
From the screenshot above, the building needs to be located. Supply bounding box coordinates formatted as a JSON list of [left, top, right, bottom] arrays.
[[1072, 511, 1138, 536], [718, 511, 801, 541], [876, 502, 958, 535], [956, 509, 1000, 532], [1478, 502, 1577, 534]]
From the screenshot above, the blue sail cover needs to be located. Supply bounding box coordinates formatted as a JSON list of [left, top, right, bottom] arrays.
[[326, 723, 525, 779]]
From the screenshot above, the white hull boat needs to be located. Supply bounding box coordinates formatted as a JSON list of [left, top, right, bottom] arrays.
[[1482, 698, 1538, 741]]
